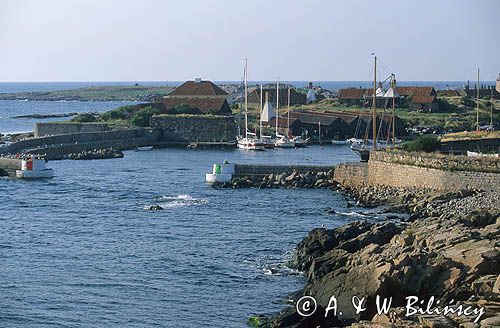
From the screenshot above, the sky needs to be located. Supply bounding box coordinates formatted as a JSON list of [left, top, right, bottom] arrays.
[[1, 0, 499, 82]]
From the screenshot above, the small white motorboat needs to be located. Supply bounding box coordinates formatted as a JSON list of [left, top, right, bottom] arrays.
[[332, 139, 349, 145], [206, 161, 235, 184], [135, 146, 154, 151], [293, 136, 308, 148], [16, 155, 54, 179]]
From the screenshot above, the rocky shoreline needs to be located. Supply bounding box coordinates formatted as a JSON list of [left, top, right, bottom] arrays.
[[255, 185, 499, 328]]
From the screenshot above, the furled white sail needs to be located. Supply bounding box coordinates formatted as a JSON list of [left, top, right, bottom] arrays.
[[306, 89, 316, 103], [260, 94, 275, 123], [383, 87, 399, 98]]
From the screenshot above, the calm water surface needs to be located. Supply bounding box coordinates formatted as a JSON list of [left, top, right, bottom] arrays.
[[0, 146, 371, 327]]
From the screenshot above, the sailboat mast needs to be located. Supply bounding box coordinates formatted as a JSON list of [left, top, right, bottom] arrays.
[[287, 87, 291, 136], [372, 55, 377, 150], [476, 68, 480, 131], [276, 78, 279, 135], [260, 84, 263, 138], [244, 58, 248, 138], [491, 87, 494, 127], [392, 74, 396, 148]]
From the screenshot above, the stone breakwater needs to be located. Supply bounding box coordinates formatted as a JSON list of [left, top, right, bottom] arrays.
[[63, 148, 124, 160], [214, 169, 336, 189], [261, 186, 500, 328]]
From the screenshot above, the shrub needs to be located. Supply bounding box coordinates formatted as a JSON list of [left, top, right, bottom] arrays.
[[100, 106, 134, 121], [460, 96, 475, 108], [72, 113, 97, 122], [130, 106, 159, 127], [402, 135, 441, 152], [169, 104, 202, 115], [436, 98, 459, 112]]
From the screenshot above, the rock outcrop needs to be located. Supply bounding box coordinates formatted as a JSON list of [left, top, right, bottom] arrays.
[[265, 187, 499, 328]]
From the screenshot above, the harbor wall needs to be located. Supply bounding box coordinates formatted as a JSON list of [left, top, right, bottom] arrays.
[[370, 150, 499, 173], [333, 162, 368, 188], [334, 151, 500, 191], [151, 115, 237, 143], [0, 158, 22, 177], [0, 128, 159, 155], [34, 122, 111, 137]]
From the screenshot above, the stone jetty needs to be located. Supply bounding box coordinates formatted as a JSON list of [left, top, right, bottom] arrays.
[[216, 169, 336, 189], [212, 164, 336, 189]]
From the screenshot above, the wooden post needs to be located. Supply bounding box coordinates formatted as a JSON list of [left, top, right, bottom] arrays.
[[372, 56, 377, 150]]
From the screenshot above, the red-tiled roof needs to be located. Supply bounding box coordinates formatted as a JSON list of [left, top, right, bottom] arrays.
[[411, 95, 437, 104], [338, 88, 370, 99], [157, 97, 232, 115], [396, 86, 435, 97], [169, 80, 228, 97]]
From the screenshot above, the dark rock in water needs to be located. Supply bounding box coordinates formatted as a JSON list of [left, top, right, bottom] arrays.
[[145, 205, 163, 211], [323, 207, 336, 215]]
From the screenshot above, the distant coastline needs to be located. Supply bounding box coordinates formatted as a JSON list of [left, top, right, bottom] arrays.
[[0, 81, 487, 102]]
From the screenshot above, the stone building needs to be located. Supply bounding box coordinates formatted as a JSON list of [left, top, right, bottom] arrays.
[[156, 97, 232, 115], [496, 73, 500, 93], [152, 78, 232, 115]]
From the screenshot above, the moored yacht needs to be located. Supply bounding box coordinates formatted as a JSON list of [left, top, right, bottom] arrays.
[[237, 59, 265, 151]]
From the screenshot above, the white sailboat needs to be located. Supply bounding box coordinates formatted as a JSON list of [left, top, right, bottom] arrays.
[[259, 85, 275, 148], [351, 54, 387, 161], [275, 85, 295, 148], [237, 59, 265, 151]]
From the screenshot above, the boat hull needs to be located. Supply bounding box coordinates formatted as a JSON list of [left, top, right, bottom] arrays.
[[16, 169, 54, 179], [205, 173, 232, 183]]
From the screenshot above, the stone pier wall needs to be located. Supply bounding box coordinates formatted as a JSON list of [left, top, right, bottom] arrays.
[[333, 163, 368, 188], [334, 151, 500, 191], [34, 122, 111, 137]]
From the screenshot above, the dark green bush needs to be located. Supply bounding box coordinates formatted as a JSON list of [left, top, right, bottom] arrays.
[[460, 96, 475, 108], [436, 98, 459, 112], [72, 113, 97, 122], [100, 106, 133, 121], [130, 106, 159, 127], [169, 104, 202, 115], [402, 135, 441, 152]]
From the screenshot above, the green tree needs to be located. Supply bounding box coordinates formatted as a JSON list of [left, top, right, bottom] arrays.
[[402, 135, 441, 152], [72, 113, 97, 122], [460, 96, 475, 108], [169, 104, 202, 115], [130, 107, 159, 127]]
